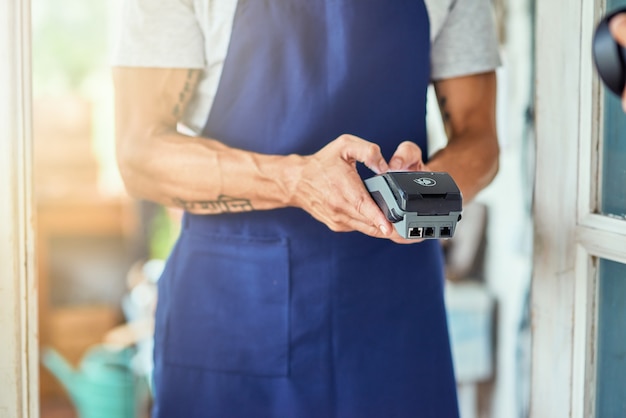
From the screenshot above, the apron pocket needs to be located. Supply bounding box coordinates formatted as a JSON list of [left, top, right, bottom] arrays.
[[163, 231, 290, 377]]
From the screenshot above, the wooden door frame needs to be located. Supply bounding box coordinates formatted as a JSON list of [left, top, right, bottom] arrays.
[[0, 0, 39, 416], [532, 0, 584, 416], [533, 0, 626, 416]]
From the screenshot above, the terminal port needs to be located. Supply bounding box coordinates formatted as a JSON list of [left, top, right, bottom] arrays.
[[408, 227, 424, 238], [424, 227, 436, 238], [439, 226, 452, 238]]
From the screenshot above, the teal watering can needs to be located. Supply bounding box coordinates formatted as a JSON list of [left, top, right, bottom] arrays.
[[42, 345, 139, 418]]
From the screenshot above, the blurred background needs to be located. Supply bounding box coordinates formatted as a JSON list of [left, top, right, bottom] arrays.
[[32, 0, 178, 416], [32, 1, 535, 417]]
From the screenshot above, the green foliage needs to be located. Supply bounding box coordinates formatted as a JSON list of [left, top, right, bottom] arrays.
[[149, 207, 181, 260], [32, 0, 109, 92]]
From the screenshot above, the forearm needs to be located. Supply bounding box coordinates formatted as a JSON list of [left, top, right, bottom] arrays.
[[113, 66, 305, 214], [117, 129, 303, 214], [427, 132, 499, 203], [114, 67, 396, 240], [431, 71, 499, 203]]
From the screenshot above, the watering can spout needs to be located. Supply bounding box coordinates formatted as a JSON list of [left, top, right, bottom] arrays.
[[42, 348, 80, 395], [42, 345, 141, 418]]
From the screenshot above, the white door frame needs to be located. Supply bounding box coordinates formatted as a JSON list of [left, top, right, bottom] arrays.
[[532, 0, 626, 416], [0, 0, 39, 416], [531, 2, 581, 413]]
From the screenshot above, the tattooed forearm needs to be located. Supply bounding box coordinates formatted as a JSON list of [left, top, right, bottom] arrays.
[[172, 69, 201, 119], [172, 195, 254, 214]]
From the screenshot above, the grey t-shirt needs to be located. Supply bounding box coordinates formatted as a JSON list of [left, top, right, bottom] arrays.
[[114, 0, 501, 134]]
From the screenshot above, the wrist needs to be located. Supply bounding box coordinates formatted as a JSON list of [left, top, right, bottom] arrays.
[[275, 153, 307, 208]]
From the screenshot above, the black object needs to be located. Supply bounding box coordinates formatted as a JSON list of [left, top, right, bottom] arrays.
[[593, 7, 626, 96], [364, 171, 463, 239]]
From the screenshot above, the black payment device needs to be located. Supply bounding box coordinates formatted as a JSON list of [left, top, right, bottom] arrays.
[[593, 7, 626, 97], [364, 171, 462, 240]]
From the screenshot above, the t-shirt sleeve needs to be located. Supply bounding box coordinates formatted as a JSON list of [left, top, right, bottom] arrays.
[[431, 0, 501, 81], [113, 0, 205, 68]]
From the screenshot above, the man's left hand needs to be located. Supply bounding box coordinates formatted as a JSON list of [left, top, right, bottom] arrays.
[[388, 141, 427, 172]]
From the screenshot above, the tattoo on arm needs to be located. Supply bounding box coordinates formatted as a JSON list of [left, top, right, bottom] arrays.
[[172, 69, 200, 119], [438, 96, 451, 121], [172, 195, 254, 214], [437, 95, 453, 137]]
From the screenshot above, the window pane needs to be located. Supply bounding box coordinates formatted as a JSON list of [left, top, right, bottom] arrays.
[[602, 0, 626, 217], [596, 259, 626, 418]]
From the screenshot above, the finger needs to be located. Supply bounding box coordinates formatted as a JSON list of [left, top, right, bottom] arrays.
[[390, 236, 423, 244], [339, 186, 424, 242], [349, 191, 394, 236], [338, 135, 389, 174], [389, 141, 424, 171], [610, 13, 626, 46], [327, 208, 392, 238], [337, 210, 419, 243], [322, 179, 393, 236], [389, 229, 423, 244], [351, 219, 394, 238]]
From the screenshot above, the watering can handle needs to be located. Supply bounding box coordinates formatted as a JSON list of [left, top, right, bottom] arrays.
[[41, 347, 77, 390]]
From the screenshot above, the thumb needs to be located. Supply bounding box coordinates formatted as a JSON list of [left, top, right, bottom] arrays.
[[338, 135, 389, 174]]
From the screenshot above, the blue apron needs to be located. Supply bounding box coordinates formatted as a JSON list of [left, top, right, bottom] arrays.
[[153, 1, 459, 416]]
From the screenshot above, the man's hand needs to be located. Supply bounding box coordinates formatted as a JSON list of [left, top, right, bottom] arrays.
[[609, 13, 626, 112], [290, 134, 418, 243], [388, 141, 427, 172]]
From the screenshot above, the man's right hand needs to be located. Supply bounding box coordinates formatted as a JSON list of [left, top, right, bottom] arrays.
[[289, 134, 426, 243], [289, 134, 397, 240], [609, 13, 626, 112]]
